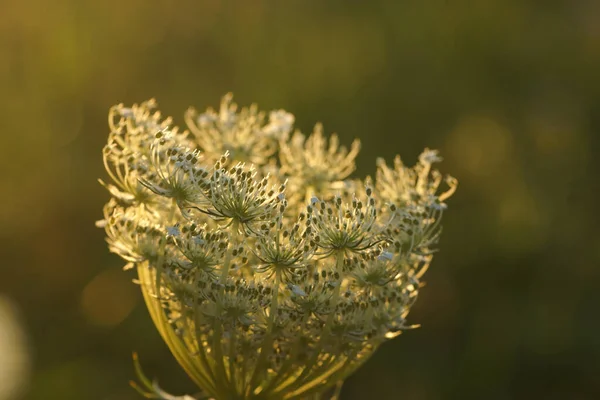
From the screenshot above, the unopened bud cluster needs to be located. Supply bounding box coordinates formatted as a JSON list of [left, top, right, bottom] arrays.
[[98, 94, 457, 400]]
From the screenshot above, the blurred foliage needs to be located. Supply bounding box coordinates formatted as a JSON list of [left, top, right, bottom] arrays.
[[1, 0, 599, 399]]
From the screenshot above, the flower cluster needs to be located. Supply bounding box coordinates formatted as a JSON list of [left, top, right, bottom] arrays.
[[98, 94, 457, 400]]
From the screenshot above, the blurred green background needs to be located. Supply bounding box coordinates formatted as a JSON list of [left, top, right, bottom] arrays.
[[1, 0, 599, 399]]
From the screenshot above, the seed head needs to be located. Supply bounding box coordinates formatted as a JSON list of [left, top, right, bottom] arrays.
[[98, 94, 457, 400], [279, 123, 361, 207]]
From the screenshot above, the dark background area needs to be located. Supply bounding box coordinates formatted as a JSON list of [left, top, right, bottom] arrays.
[[1, 0, 599, 399]]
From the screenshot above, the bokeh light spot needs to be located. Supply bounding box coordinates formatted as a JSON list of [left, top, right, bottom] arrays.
[[80, 268, 139, 327], [447, 115, 514, 180], [0, 296, 31, 400]]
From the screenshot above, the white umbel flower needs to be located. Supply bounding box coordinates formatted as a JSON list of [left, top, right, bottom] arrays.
[[98, 94, 457, 400]]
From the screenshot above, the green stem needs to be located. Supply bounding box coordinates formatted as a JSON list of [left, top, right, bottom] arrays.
[[273, 252, 344, 397], [212, 219, 242, 397], [247, 269, 281, 397], [259, 312, 310, 395], [212, 253, 233, 395], [138, 264, 219, 397]]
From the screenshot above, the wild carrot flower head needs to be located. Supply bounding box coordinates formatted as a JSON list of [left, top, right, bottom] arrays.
[[98, 94, 457, 400]]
